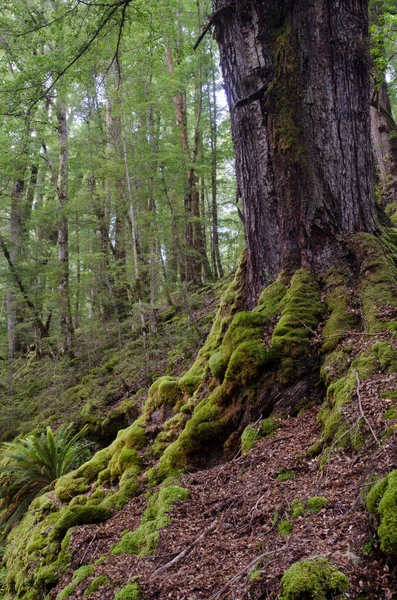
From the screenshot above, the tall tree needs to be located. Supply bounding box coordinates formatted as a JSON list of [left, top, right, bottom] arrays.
[[213, 0, 377, 305]]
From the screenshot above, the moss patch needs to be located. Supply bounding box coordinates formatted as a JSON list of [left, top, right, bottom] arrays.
[[50, 506, 112, 541], [366, 470, 397, 556], [83, 574, 110, 596], [307, 497, 328, 512], [113, 581, 141, 600], [112, 485, 189, 556], [280, 558, 349, 600]]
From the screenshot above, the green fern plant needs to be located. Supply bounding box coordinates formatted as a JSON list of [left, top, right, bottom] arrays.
[[0, 424, 89, 534]]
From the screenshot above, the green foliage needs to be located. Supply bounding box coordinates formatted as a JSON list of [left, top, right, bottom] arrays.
[[366, 470, 397, 556], [0, 424, 88, 533], [241, 426, 261, 454], [280, 558, 349, 600], [113, 581, 141, 600], [112, 485, 188, 556]]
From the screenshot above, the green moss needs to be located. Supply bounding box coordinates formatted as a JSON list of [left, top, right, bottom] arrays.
[[272, 270, 323, 354], [209, 351, 226, 381], [362, 540, 375, 555], [280, 558, 349, 600], [290, 499, 305, 519], [144, 377, 182, 420], [277, 470, 295, 481], [278, 521, 293, 536], [94, 555, 109, 566], [248, 565, 262, 582], [261, 418, 279, 436], [241, 426, 261, 454], [56, 584, 76, 599], [220, 312, 268, 365], [50, 506, 112, 541], [307, 497, 328, 512], [224, 341, 278, 389], [350, 233, 397, 333], [306, 441, 324, 459], [366, 470, 397, 556], [385, 405, 397, 419], [255, 278, 288, 318], [76, 448, 110, 482], [178, 374, 201, 396], [321, 269, 359, 352], [157, 389, 225, 480], [112, 485, 189, 556], [113, 581, 141, 600], [72, 565, 94, 584], [55, 476, 90, 502], [84, 574, 110, 596]]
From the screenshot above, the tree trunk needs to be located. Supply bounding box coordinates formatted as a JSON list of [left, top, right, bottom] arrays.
[[56, 102, 74, 352], [213, 0, 376, 305], [7, 178, 24, 358]]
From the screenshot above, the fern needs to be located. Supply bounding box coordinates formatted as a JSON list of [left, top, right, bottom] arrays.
[[0, 424, 89, 535]]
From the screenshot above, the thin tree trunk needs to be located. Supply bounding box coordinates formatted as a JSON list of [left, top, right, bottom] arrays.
[[7, 178, 24, 358], [56, 101, 74, 352], [208, 53, 223, 279]]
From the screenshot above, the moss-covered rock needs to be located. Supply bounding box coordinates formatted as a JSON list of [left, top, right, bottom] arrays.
[[112, 485, 188, 556], [366, 470, 397, 556], [280, 558, 349, 600], [55, 476, 90, 502], [178, 374, 201, 396]]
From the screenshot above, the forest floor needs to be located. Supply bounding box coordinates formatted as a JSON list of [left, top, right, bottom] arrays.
[[51, 385, 397, 600]]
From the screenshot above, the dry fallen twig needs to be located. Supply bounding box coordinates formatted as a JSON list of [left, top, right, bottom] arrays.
[[151, 519, 218, 577]]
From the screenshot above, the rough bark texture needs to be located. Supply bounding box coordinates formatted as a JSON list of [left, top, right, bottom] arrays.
[[213, 0, 377, 305]]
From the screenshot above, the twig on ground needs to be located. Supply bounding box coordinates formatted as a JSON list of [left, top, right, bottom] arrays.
[[151, 519, 218, 577]]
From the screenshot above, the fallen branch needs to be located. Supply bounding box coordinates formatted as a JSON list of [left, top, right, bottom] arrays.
[[355, 370, 381, 447], [151, 519, 218, 577]]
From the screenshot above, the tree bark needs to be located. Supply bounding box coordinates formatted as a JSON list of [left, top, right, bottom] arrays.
[[56, 102, 74, 352], [213, 0, 377, 305], [7, 178, 24, 358]]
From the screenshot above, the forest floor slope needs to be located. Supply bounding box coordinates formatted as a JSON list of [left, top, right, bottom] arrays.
[[52, 403, 396, 599]]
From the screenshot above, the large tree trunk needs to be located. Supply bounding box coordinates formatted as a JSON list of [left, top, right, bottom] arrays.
[[213, 0, 377, 305]]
